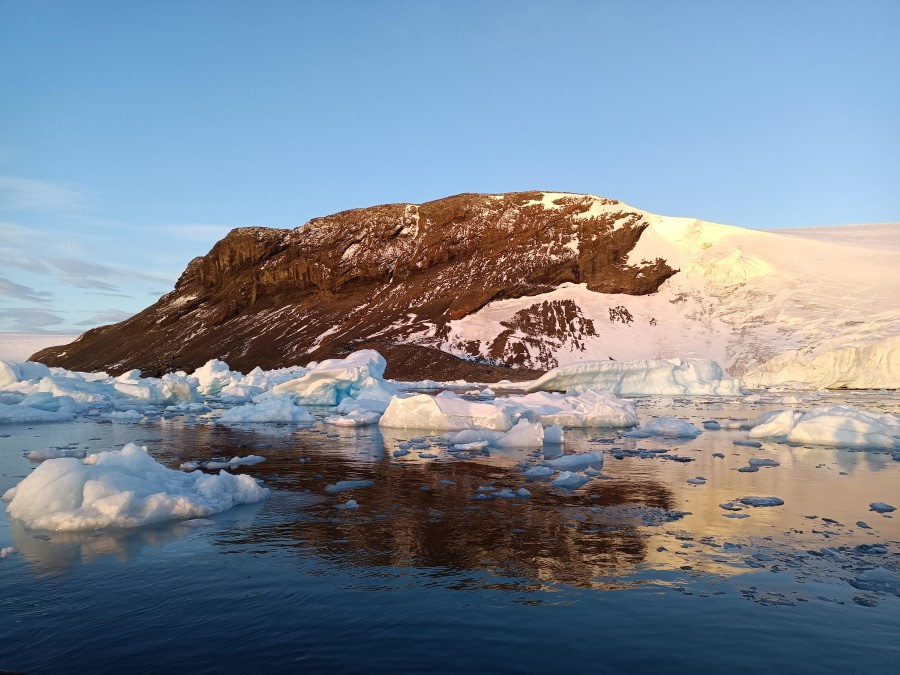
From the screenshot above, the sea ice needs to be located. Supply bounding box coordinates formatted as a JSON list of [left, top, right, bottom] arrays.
[[627, 417, 701, 439], [324, 479, 375, 493], [749, 405, 900, 448], [216, 396, 315, 424], [544, 450, 604, 471], [263, 350, 395, 405], [380, 391, 515, 431], [524, 357, 743, 396], [740, 497, 785, 507], [551, 471, 590, 489], [869, 502, 896, 514], [3, 443, 267, 531]]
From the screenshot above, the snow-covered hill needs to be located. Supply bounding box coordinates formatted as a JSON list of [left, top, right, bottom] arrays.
[[31, 192, 899, 389], [439, 196, 898, 388]]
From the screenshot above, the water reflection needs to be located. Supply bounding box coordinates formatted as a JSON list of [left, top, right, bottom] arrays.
[[3, 396, 899, 590]]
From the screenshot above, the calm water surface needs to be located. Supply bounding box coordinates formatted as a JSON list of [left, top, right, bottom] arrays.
[[1, 392, 898, 673]]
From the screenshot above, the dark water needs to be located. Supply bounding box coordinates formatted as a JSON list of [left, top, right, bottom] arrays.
[[1, 395, 899, 673]]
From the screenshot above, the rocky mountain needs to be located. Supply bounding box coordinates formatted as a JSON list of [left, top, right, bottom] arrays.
[[32, 192, 899, 387]]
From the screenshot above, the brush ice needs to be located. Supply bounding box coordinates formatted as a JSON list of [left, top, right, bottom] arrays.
[[4, 443, 267, 531], [748, 405, 899, 448], [216, 396, 315, 424], [524, 358, 743, 396]]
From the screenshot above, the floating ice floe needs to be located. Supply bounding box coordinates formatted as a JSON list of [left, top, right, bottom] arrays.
[[205, 455, 266, 469], [2, 443, 267, 531], [0, 405, 74, 424], [381, 391, 515, 431], [216, 396, 315, 424], [626, 417, 701, 439], [325, 479, 375, 494], [869, 502, 896, 514], [443, 419, 546, 449], [27, 448, 87, 461], [380, 388, 637, 432], [747, 405, 900, 448], [524, 357, 743, 396], [544, 450, 604, 471], [502, 389, 638, 428], [551, 471, 591, 489], [740, 497, 785, 507]]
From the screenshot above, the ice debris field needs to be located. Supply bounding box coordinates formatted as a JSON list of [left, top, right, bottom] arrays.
[[1, 349, 899, 533]]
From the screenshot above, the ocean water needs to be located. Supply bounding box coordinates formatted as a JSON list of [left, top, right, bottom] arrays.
[[1, 392, 898, 673]]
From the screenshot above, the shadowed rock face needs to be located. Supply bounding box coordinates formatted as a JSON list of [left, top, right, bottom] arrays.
[[32, 192, 677, 379]]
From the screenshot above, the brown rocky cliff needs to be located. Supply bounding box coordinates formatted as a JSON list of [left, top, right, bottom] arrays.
[[32, 191, 677, 379]]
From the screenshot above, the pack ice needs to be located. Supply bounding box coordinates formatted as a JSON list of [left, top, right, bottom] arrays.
[[2, 443, 267, 531]]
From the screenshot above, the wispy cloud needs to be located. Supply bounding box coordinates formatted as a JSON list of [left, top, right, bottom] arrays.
[[0, 308, 65, 332], [75, 309, 133, 327], [0, 175, 90, 214], [0, 276, 52, 303]]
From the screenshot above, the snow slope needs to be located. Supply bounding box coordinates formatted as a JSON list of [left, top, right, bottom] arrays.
[[440, 198, 899, 389]]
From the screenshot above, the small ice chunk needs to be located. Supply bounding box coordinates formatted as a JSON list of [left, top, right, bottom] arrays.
[[687, 477, 706, 485], [543, 424, 564, 445], [856, 521, 871, 529], [516, 488, 531, 498], [734, 439, 763, 448], [638, 418, 701, 439], [740, 496, 785, 507], [712, 452, 725, 459], [0, 546, 17, 558], [495, 488, 517, 499], [869, 502, 896, 514], [551, 471, 590, 489], [523, 466, 555, 478], [27, 448, 87, 461], [737, 466, 759, 473], [544, 451, 604, 471], [748, 458, 780, 467], [703, 421, 721, 430], [392, 449, 410, 457], [336, 499, 359, 510], [227, 455, 266, 467], [325, 479, 375, 493]]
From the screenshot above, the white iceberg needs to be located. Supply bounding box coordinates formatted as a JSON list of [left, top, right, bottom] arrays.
[[524, 358, 743, 396], [216, 396, 315, 424], [748, 405, 899, 448], [3, 443, 267, 531], [627, 417, 701, 438], [263, 350, 395, 405], [502, 389, 638, 427], [380, 391, 515, 431], [544, 450, 605, 471]]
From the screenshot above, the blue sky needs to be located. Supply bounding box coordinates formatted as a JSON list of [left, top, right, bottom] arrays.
[[1, 0, 898, 334]]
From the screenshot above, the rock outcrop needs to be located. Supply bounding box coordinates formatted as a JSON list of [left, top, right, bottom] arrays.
[[32, 192, 676, 379]]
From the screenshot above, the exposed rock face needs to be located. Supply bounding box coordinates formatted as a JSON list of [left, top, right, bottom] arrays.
[[32, 191, 677, 379]]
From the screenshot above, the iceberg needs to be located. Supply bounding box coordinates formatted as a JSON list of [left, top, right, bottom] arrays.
[[503, 389, 638, 427], [748, 405, 899, 448], [3, 443, 267, 531], [380, 391, 515, 431], [216, 396, 315, 424], [524, 358, 743, 396], [262, 350, 395, 405]]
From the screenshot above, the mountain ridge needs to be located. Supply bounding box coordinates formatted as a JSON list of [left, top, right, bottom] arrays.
[[31, 192, 900, 388]]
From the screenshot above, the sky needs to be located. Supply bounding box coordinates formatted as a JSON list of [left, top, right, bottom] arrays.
[[1, 0, 898, 334]]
